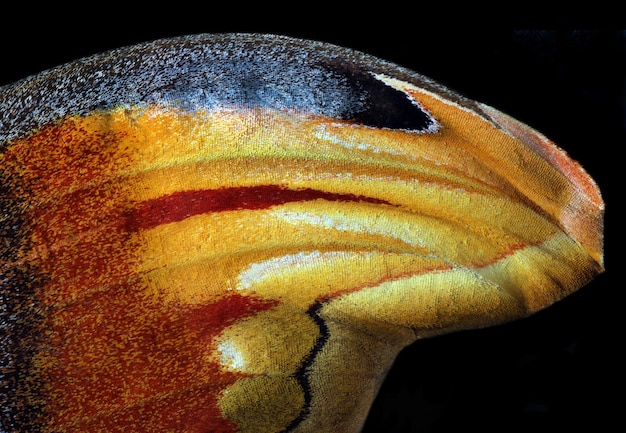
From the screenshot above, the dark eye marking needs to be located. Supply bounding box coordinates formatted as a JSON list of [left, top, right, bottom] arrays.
[[332, 67, 434, 131]]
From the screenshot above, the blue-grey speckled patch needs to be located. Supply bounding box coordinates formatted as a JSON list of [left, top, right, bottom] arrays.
[[0, 33, 474, 145]]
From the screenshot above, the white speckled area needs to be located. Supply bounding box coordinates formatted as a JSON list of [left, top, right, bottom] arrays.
[[0, 33, 470, 145]]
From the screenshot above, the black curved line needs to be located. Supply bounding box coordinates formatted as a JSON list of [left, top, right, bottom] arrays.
[[280, 299, 329, 433]]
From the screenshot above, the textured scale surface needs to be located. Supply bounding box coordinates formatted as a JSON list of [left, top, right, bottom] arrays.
[[0, 33, 604, 433]]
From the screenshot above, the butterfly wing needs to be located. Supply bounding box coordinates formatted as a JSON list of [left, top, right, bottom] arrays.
[[0, 34, 603, 433]]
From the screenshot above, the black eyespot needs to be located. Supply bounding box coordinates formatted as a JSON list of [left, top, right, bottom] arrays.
[[336, 68, 433, 131], [1, 34, 438, 144]]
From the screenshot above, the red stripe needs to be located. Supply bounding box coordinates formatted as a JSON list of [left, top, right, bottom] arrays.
[[127, 185, 390, 231]]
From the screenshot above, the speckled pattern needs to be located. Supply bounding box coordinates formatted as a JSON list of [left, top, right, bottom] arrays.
[[0, 33, 604, 433], [0, 33, 471, 145]]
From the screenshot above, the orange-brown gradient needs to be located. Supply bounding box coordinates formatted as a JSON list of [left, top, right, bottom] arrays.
[[1, 113, 278, 432], [0, 84, 603, 432]]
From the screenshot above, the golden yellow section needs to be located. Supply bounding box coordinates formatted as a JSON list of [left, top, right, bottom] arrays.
[[209, 249, 450, 432], [138, 196, 550, 308], [43, 102, 601, 433], [216, 306, 319, 375], [111, 102, 579, 311], [218, 376, 305, 433], [99, 104, 554, 207], [291, 319, 411, 433], [477, 230, 600, 312], [37, 104, 599, 276], [136, 208, 426, 304], [72, 105, 592, 254], [375, 74, 603, 267], [291, 229, 598, 432], [323, 266, 524, 335]]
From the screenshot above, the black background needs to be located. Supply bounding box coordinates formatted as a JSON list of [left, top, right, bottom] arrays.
[[1, 9, 621, 433]]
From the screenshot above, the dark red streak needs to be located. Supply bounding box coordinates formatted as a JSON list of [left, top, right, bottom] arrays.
[[127, 185, 390, 231]]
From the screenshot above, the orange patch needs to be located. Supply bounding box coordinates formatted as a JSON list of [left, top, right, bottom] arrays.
[[3, 111, 277, 432]]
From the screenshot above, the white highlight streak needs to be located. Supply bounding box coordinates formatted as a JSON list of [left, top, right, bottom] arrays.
[[237, 250, 345, 291], [217, 340, 246, 370], [314, 127, 404, 156], [272, 209, 424, 248]]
